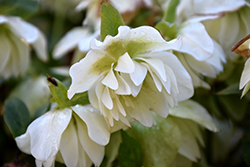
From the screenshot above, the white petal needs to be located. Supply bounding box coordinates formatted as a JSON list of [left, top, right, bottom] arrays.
[[240, 58, 250, 89], [115, 73, 131, 95], [113, 94, 126, 117], [101, 87, 113, 110], [138, 57, 167, 82], [0, 33, 11, 72], [142, 62, 162, 92], [76, 140, 92, 167], [179, 22, 214, 61], [114, 52, 135, 73], [174, 118, 201, 162], [194, 0, 245, 14], [122, 73, 142, 97], [170, 100, 219, 132], [130, 60, 147, 86], [15, 132, 31, 154], [32, 32, 48, 62], [151, 52, 194, 101], [72, 104, 110, 146], [141, 76, 169, 118], [8, 16, 39, 43], [53, 27, 92, 59], [60, 120, 78, 167], [125, 96, 154, 127], [29, 108, 72, 161], [126, 26, 182, 56], [102, 64, 118, 90], [78, 30, 100, 52], [76, 115, 105, 166], [68, 49, 107, 99]]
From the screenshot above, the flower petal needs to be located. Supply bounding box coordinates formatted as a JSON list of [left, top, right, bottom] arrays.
[[53, 27, 92, 59], [114, 52, 135, 73], [72, 104, 110, 146], [60, 120, 79, 167], [179, 22, 214, 61], [240, 58, 250, 89], [130, 60, 147, 86], [76, 115, 105, 166], [0, 33, 11, 72], [28, 108, 72, 161], [115, 73, 131, 95], [101, 64, 118, 90], [170, 100, 219, 132], [15, 131, 31, 155], [32, 32, 48, 62], [68, 49, 107, 99], [101, 87, 113, 110]]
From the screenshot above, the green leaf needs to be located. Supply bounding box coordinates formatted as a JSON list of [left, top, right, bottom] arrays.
[[100, 1, 124, 41], [4, 98, 31, 138], [163, 0, 180, 23], [216, 83, 241, 95], [0, 0, 39, 18], [118, 131, 142, 167], [155, 21, 177, 40], [127, 115, 181, 167], [242, 140, 250, 166]]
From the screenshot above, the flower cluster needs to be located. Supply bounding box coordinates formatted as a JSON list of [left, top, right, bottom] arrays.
[[2, 0, 250, 167]]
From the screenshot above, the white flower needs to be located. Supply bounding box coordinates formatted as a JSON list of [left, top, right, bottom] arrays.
[[53, 27, 99, 62], [68, 25, 194, 128], [15, 104, 111, 167], [194, 0, 250, 59], [176, 20, 226, 88], [9, 76, 51, 117], [0, 15, 47, 79]]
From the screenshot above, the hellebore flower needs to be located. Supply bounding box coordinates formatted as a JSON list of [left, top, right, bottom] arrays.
[[194, 0, 250, 59], [15, 104, 111, 167], [0, 15, 47, 79], [68, 25, 194, 128], [176, 20, 226, 88]]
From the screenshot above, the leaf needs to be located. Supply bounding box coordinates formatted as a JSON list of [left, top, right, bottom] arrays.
[[118, 130, 142, 167], [100, 1, 124, 41], [127, 115, 181, 167], [4, 98, 31, 138], [155, 21, 177, 40], [0, 0, 39, 18], [216, 83, 241, 95], [163, 0, 180, 23], [242, 140, 250, 166]]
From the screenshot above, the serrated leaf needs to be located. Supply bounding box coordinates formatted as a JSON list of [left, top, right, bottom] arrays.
[[118, 130, 142, 167], [163, 0, 180, 23], [155, 21, 177, 40], [100, 1, 124, 41], [0, 0, 39, 18], [127, 115, 181, 167], [4, 98, 31, 138]]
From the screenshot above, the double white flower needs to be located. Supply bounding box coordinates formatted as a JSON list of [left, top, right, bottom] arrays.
[[0, 15, 47, 79], [15, 104, 111, 167], [176, 19, 226, 88], [68, 25, 194, 128]]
